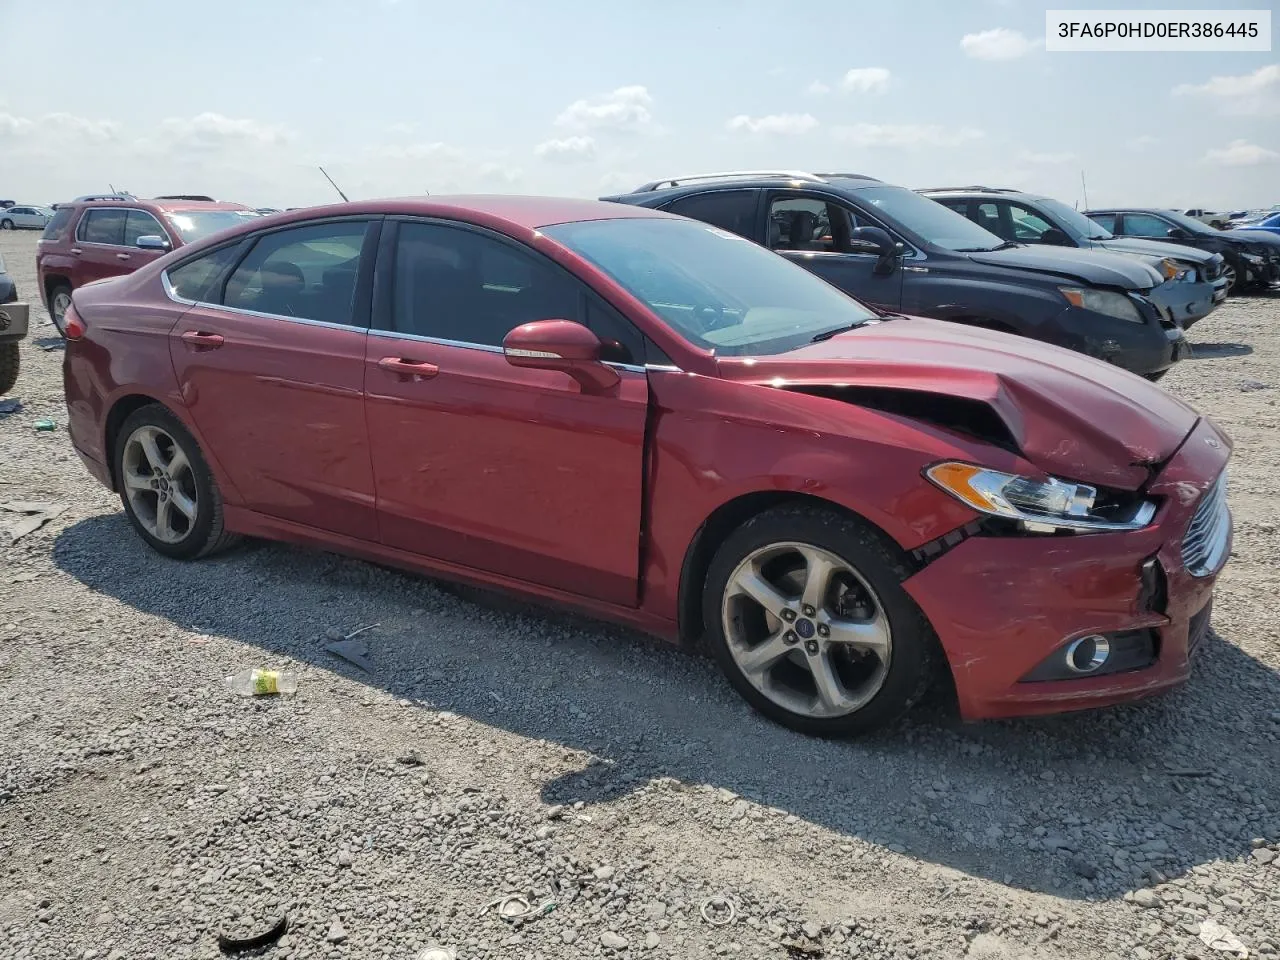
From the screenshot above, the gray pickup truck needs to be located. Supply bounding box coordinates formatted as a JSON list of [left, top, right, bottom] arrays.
[[1, 252, 29, 394]]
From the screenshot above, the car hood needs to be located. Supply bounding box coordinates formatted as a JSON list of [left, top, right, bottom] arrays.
[[1226, 229, 1280, 249], [716, 316, 1198, 490], [963, 245, 1164, 290], [1095, 236, 1217, 266]]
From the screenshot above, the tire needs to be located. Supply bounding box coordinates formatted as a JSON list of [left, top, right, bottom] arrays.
[[113, 404, 239, 560], [702, 503, 940, 738], [1144, 369, 1169, 383], [1222, 263, 1240, 296], [48, 284, 72, 338], [0, 219, 12, 230], [0, 342, 18, 395]]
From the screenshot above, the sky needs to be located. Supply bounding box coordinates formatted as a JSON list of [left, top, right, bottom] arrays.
[[1, 0, 1277, 211]]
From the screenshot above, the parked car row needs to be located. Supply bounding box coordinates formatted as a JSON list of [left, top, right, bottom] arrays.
[[60, 191, 1232, 736]]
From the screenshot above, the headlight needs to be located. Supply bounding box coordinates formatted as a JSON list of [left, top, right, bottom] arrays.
[[1241, 252, 1265, 264], [1159, 259, 1196, 282], [1058, 286, 1144, 323], [925, 462, 1158, 533]]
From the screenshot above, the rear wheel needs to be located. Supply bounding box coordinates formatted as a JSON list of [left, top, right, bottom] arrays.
[[0, 342, 18, 394], [703, 504, 939, 737], [113, 404, 239, 560], [49, 284, 72, 338], [0, 219, 13, 231]]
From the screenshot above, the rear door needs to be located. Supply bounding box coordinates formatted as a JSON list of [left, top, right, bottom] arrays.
[[660, 189, 763, 241], [764, 191, 905, 312], [73, 208, 132, 286], [364, 218, 650, 606], [168, 217, 381, 540]]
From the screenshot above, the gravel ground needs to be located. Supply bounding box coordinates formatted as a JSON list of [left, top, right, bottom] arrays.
[[2, 227, 1278, 960]]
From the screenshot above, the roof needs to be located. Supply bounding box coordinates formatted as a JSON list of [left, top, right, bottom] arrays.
[[74, 197, 254, 214], [267, 195, 675, 230]]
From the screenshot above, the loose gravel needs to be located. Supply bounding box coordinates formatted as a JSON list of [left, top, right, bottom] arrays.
[[2, 228, 1278, 960]]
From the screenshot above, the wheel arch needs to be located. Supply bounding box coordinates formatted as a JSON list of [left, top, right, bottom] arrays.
[[43, 273, 72, 303], [676, 490, 907, 649], [104, 394, 167, 491]]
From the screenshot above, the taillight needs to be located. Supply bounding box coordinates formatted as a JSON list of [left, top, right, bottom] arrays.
[[63, 303, 86, 340]]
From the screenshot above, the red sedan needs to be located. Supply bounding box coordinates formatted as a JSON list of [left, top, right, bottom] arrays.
[[61, 197, 1232, 736]]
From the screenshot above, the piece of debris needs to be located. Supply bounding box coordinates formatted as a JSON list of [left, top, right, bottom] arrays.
[[781, 935, 825, 958], [223, 669, 299, 696], [1240, 379, 1270, 392], [33, 418, 56, 432], [216, 915, 288, 955], [395, 751, 424, 767], [417, 947, 457, 960], [0, 501, 68, 544], [324, 638, 373, 673], [325, 918, 348, 944], [1198, 918, 1248, 957], [0, 398, 21, 415], [700, 896, 736, 926]]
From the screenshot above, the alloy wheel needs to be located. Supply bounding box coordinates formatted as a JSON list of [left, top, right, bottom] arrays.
[[1223, 265, 1238, 295], [720, 541, 892, 719], [51, 290, 72, 336], [121, 424, 199, 543]]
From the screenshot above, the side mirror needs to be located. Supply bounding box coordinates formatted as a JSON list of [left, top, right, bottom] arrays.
[[1166, 227, 1188, 240], [135, 234, 171, 251], [850, 225, 899, 275], [502, 319, 620, 393], [1040, 228, 1072, 246]]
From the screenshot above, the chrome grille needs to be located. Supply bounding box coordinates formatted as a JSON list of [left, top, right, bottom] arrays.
[[1182, 472, 1230, 577]]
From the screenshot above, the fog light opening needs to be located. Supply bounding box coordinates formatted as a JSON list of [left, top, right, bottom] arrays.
[[1065, 635, 1111, 674]]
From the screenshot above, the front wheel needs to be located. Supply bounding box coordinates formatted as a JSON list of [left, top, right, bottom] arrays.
[[113, 404, 239, 560], [0, 219, 13, 231], [1222, 264, 1239, 296], [0, 342, 18, 394], [703, 504, 940, 737], [49, 284, 72, 338]]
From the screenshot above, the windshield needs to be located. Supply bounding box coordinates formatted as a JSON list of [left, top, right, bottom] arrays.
[[863, 186, 1006, 252], [1159, 210, 1218, 235], [165, 210, 260, 242], [1037, 197, 1113, 240], [542, 218, 880, 356]]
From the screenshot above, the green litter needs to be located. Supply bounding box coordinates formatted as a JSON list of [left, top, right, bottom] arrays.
[[33, 419, 57, 432]]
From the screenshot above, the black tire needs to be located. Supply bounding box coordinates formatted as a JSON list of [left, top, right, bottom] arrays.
[[702, 503, 940, 738], [48, 283, 73, 338], [0, 342, 18, 395], [1144, 369, 1169, 383], [0, 219, 13, 231], [113, 404, 239, 560]]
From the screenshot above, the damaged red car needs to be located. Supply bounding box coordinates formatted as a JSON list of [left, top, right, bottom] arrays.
[[62, 197, 1232, 736]]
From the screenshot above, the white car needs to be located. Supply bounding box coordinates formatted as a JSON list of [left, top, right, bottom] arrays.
[[0, 205, 54, 230], [1180, 208, 1229, 229]]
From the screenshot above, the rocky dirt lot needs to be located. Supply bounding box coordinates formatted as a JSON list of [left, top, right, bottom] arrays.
[[1, 227, 1278, 960]]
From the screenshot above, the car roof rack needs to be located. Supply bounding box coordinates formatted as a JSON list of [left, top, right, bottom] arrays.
[[73, 192, 136, 203], [917, 185, 1020, 194], [154, 194, 216, 201], [813, 172, 880, 182], [632, 170, 828, 192]]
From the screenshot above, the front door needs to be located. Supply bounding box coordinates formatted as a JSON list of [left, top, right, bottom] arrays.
[[365, 218, 649, 606], [167, 218, 380, 540], [764, 192, 904, 313]]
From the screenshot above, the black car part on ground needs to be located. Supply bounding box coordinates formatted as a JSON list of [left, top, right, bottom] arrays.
[[604, 171, 1185, 378]]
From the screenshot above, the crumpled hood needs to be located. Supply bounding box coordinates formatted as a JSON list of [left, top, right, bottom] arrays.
[[716, 316, 1199, 490], [1227, 229, 1280, 250], [1096, 236, 1218, 266], [964, 245, 1165, 290]]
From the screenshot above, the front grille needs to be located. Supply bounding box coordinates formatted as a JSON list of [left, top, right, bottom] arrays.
[[1181, 472, 1230, 577]]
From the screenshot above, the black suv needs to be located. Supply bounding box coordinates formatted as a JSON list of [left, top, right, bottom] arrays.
[[1082, 207, 1280, 295], [921, 187, 1228, 327], [604, 172, 1186, 379]]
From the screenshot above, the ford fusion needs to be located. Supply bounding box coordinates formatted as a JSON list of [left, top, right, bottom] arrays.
[[62, 197, 1231, 736]]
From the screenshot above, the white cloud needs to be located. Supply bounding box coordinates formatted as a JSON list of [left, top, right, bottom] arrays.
[[961, 28, 1039, 60], [555, 85, 653, 131], [161, 112, 291, 148], [840, 67, 891, 94], [805, 80, 831, 96], [726, 113, 818, 135], [533, 135, 597, 162], [1015, 150, 1076, 165], [831, 123, 984, 147], [1204, 139, 1279, 167], [1173, 64, 1280, 117], [0, 111, 119, 141]]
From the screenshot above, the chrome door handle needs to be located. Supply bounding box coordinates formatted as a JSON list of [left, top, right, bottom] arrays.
[[70, 247, 82, 255]]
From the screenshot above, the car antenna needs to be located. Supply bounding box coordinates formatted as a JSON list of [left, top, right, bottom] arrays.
[[319, 166, 350, 202], [1080, 169, 1090, 211]]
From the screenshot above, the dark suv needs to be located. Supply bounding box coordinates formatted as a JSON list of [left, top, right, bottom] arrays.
[[605, 172, 1186, 379], [37, 193, 259, 335], [1082, 207, 1280, 296], [921, 187, 1227, 327]]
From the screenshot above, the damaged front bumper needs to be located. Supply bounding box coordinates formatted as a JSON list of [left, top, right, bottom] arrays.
[[903, 417, 1231, 721]]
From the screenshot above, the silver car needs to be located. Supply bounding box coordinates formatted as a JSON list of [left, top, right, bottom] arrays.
[[0, 205, 54, 230]]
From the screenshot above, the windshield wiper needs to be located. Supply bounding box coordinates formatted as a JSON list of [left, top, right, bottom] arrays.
[[810, 322, 865, 342], [955, 240, 1021, 252]]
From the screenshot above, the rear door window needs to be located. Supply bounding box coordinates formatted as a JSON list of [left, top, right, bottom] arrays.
[[662, 190, 759, 239], [221, 221, 372, 325], [166, 244, 244, 302], [79, 208, 127, 245]]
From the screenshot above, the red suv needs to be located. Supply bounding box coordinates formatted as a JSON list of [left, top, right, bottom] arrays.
[[38, 194, 259, 335]]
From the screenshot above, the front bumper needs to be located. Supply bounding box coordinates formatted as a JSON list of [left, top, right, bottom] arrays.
[[1147, 277, 1219, 328], [904, 417, 1231, 721], [0, 301, 29, 342]]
